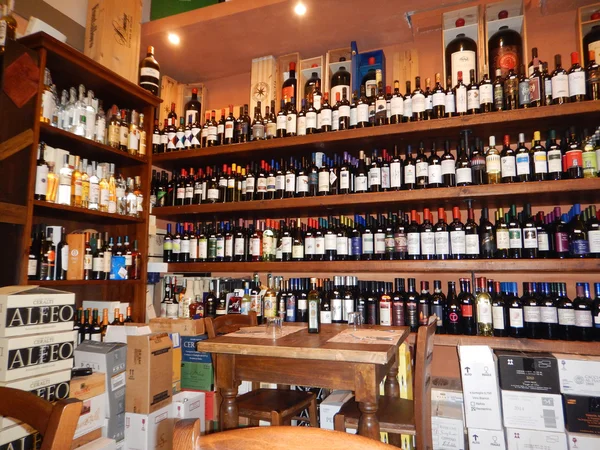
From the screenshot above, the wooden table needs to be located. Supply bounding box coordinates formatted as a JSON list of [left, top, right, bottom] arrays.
[[197, 324, 410, 441]]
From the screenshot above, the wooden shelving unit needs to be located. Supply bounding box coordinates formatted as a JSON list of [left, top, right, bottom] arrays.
[[0, 33, 161, 321]]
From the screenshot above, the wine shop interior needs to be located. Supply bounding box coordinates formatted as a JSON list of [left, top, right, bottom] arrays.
[[0, 0, 600, 448]]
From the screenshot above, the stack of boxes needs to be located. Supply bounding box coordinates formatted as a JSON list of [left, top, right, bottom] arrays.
[[431, 377, 466, 450], [0, 286, 76, 448]]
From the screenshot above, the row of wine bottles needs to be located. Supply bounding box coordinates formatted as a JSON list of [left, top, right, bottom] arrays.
[[162, 203, 600, 263], [150, 127, 600, 208], [190, 274, 600, 341]]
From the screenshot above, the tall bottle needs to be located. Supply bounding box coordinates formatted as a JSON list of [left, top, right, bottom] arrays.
[[446, 18, 478, 86], [475, 277, 493, 336], [307, 278, 321, 333], [488, 14, 522, 78], [139, 46, 160, 95]]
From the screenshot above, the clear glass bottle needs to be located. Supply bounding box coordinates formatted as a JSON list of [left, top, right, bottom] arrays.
[[57, 155, 73, 206], [85, 90, 96, 140]]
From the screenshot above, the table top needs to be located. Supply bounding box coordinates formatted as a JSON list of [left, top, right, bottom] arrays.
[[196, 323, 410, 365]]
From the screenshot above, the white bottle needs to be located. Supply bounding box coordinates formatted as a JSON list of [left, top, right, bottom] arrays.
[[57, 155, 73, 206]]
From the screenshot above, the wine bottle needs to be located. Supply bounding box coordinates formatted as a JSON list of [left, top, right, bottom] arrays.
[[139, 46, 160, 95]]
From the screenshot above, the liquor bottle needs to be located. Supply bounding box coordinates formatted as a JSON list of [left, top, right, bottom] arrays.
[[500, 135, 517, 183], [573, 282, 593, 341], [466, 69, 480, 114], [307, 278, 321, 333], [503, 67, 519, 110], [569, 204, 589, 258], [465, 207, 480, 259], [583, 131, 598, 178], [263, 274, 277, 321], [479, 66, 494, 113], [338, 88, 351, 130], [392, 278, 406, 326], [517, 65, 530, 108], [431, 280, 446, 334], [446, 281, 462, 335], [507, 205, 522, 259], [531, 131, 548, 181], [430, 73, 445, 119], [458, 278, 476, 335], [495, 208, 510, 258], [420, 209, 435, 260], [330, 58, 351, 104], [493, 68, 505, 111], [522, 282, 541, 339], [586, 51, 600, 100], [34, 144, 49, 201], [0, 0, 16, 54], [557, 283, 576, 341], [565, 127, 584, 179], [551, 54, 570, 104], [282, 62, 298, 108], [568, 52, 586, 102], [286, 97, 298, 136], [455, 142, 473, 187], [455, 71, 468, 115], [417, 281, 431, 327], [428, 143, 442, 188], [507, 283, 525, 338], [485, 136, 501, 184], [488, 11, 522, 76], [411, 76, 426, 121], [474, 277, 493, 336], [445, 75, 456, 117], [415, 142, 429, 189], [251, 103, 265, 141], [55, 227, 68, 281], [446, 18, 477, 87], [529, 50, 544, 107], [139, 46, 160, 95], [514, 133, 531, 181], [492, 282, 508, 337], [405, 278, 419, 332], [434, 208, 449, 260], [589, 205, 600, 258], [320, 280, 333, 325], [403, 81, 413, 123]]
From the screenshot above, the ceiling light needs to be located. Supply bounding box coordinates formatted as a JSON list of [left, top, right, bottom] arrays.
[[168, 33, 180, 45], [294, 2, 306, 16]]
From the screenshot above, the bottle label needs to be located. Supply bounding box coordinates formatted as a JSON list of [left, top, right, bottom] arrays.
[[486, 154, 501, 174], [325, 234, 336, 251], [494, 85, 504, 109], [541, 306, 558, 324], [558, 309, 576, 326], [394, 233, 408, 253], [434, 231, 449, 255], [281, 236, 292, 253], [140, 67, 160, 81], [391, 96, 404, 116], [575, 310, 593, 328], [552, 73, 569, 99], [350, 106, 357, 126], [523, 228, 538, 249], [292, 245, 304, 259], [362, 234, 374, 254], [555, 232, 570, 253], [456, 167, 472, 184], [509, 228, 522, 249], [407, 233, 420, 255], [501, 156, 516, 177], [466, 234, 480, 255], [529, 77, 541, 102], [256, 177, 267, 193], [336, 236, 348, 255], [478, 302, 492, 324], [403, 98, 412, 117], [305, 236, 316, 255], [568, 71, 586, 96], [332, 110, 339, 131], [276, 115, 287, 130], [369, 167, 381, 186], [583, 151, 597, 173], [524, 306, 541, 323], [357, 104, 369, 123], [351, 236, 362, 256], [420, 232, 435, 255], [451, 50, 476, 86], [515, 153, 530, 175], [496, 229, 510, 249], [35, 165, 49, 196], [316, 171, 328, 192], [415, 162, 428, 179], [380, 303, 392, 326], [285, 173, 296, 192], [461, 304, 473, 318], [355, 175, 368, 192], [380, 166, 389, 189], [198, 240, 208, 259], [320, 310, 332, 324], [306, 111, 317, 129], [479, 84, 493, 104], [509, 308, 524, 328], [266, 176, 276, 192], [84, 254, 93, 270], [432, 92, 445, 107], [207, 188, 219, 200], [534, 151, 548, 174], [427, 164, 442, 185], [440, 159, 455, 176], [456, 86, 467, 114], [390, 162, 402, 188], [538, 232, 550, 251], [28, 259, 38, 276], [320, 109, 332, 127], [445, 92, 456, 114], [412, 93, 425, 113], [519, 80, 531, 106], [589, 230, 600, 253], [449, 231, 466, 255], [570, 239, 589, 255], [338, 104, 350, 118], [467, 89, 480, 110], [234, 237, 245, 256], [565, 149, 583, 170], [286, 114, 297, 134], [404, 165, 416, 184], [547, 149, 562, 173], [297, 175, 309, 193]]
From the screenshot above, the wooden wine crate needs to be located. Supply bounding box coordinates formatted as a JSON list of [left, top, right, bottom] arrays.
[[390, 49, 419, 88], [324, 47, 353, 100], [577, 2, 600, 64], [84, 0, 143, 84], [298, 55, 324, 105], [250, 55, 278, 117], [277, 52, 302, 112], [158, 75, 207, 126]]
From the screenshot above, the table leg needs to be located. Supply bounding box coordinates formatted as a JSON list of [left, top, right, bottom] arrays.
[[358, 401, 380, 440], [354, 364, 380, 441], [384, 354, 400, 398], [216, 354, 239, 431]]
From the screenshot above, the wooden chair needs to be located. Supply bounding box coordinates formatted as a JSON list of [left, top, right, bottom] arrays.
[[173, 423, 392, 450], [0, 387, 82, 450], [205, 312, 318, 428], [333, 316, 437, 450]]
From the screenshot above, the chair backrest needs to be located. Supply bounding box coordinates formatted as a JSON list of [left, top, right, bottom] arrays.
[[413, 315, 437, 450], [0, 387, 82, 450], [205, 311, 258, 338], [173, 418, 201, 450], [195, 425, 392, 449]]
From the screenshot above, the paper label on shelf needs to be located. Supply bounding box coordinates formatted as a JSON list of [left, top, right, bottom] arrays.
[[451, 50, 476, 86]]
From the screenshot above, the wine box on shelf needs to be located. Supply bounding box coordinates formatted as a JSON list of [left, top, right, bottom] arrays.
[[390, 48, 419, 92], [298, 55, 324, 106], [351, 45, 386, 94], [325, 46, 354, 100], [83, 0, 143, 84], [277, 52, 302, 111], [442, 4, 485, 86], [158, 75, 207, 128], [250, 55, 279, 118], [577, 2, 600, 67], [484, 0, 528, 78]]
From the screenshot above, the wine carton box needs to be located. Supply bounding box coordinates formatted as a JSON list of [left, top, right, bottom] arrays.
[[564, 395, 600, 435], [467, 428, 507, 450], [71, 428, 103, 449], [432, 401, 466, 450], [67, 233, 86, 280], [0, 422, 41, 450], [74, 394, 106, 439], [181, 361, 214, 392], [319, 390, 353, 430], [124, 403, 174, 450], [432, 377, 464, 422], [496, 351, 560, 394], [0, 330, 77, 381], [181, 334, 211, 363], [172, 391, 205, 433], [458, 345, 503, 430], [501, 391, 565, 432], [566, 431, 600, 449], [148, 317, 205, 336], [553, 354, 600, 397], [0, 369, 72, 429], [505, 428, 567, 450], [0, 286, 75, 337], [170, 332, 181, 385], [250, 55, 279, 119], [70, 372, 107, 401], [77, 437, 117, 450], [125, 333, 172, 414]]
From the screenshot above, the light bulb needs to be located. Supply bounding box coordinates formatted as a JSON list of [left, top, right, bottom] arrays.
[[294, 2, 306, 16]]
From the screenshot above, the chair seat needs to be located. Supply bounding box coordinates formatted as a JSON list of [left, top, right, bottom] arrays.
[[337, 396, 416, 435], [237, 389, 316, 421]]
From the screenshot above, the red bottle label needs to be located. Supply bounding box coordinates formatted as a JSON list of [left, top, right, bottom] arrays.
[[565, 150, 583, 169], [492, 45, 519, 78], [461, 304, 473, 318]]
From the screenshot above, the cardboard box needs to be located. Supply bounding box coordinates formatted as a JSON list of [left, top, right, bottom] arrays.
[[502, 391, 565, 432], [84, 0, 142, 84], [172, 391, 205, 433], [78, 437, 116, 450], [506, 428, 567, 450], [0, 286, 75, 337], [181, 361, 213, 392], [67, 233, 85, 280], [432, 377, 464, 422], [468, 428, 506, 449], [181, 334, 211, 363], [148, 318, 205, 336], [170, 333, 181, 385], [0, 423, 41, 450], [497, 351, 560, 394], [125, 333, 172, 414], [71, 428, 103, 449], [102, 413, 125, 443], [432, 401, 465, 450], [319, 390, 353, 430], [458, 346, 503, 430], [250, 55, 279, 120], [566, 431, 600, 449], [75, 394, 106, 439], [554, 354, 600, 397], [0, 330, 76, 381], [564, 395, 600, 435], [70, 372, 107, 401], [1, 369, 72, 429], [124, 403, 174, 450]]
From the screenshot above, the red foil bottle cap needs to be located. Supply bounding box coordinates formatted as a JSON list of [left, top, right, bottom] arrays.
[[455, 18, 465, 27], [368, 56, 376, 65], [498, 10, 508, 19]]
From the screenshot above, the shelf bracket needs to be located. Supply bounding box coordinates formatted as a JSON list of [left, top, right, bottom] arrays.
[[0, 128, 34, 162], [0, 202, 27, 225]]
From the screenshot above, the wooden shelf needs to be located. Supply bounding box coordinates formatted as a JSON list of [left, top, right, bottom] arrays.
[[19, 33, 161, 110], [167, 259, 600, 274], [39, 123, 147, 166], [151, 102, 600, 170], [27, 279, 142, 286], [406, 333, 600, 356], [33, 200, 144, 224], [153, 178, 600, 220]]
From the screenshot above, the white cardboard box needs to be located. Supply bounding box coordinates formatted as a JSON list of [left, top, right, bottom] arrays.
[[0, 422, 40, 449], [0, 330, 76, 381], [501, 391, 565, 432], [432, 416, 465, 450], [553, 354, 600, 397], [432, 377, 465, 423], [459, 346, 503, 430], [124, 403, 174, 450], [0, 286, 75, 337], [319, 390, 354, 430], [171, 391, 205, 433], [78, 437, 117, 450], [566, 431, 600, 450], [506, 428, 567, 450], [75, 394, 106, 439], [468, 428, 507, 450]]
